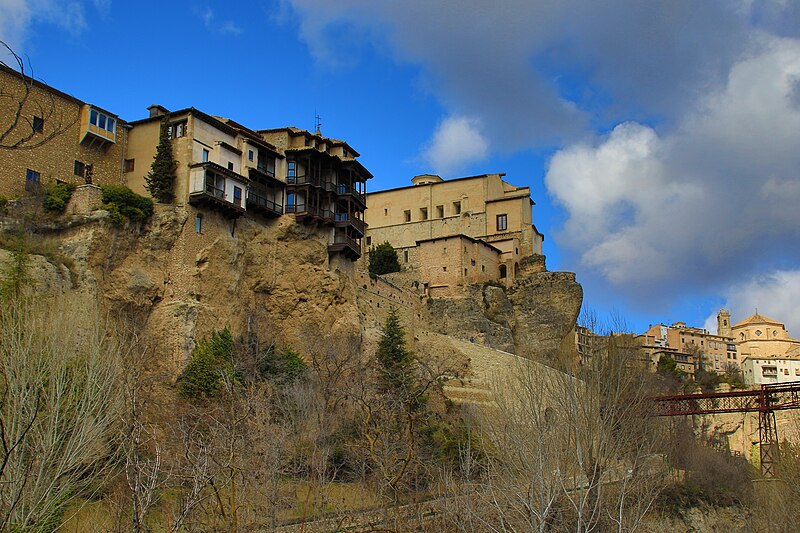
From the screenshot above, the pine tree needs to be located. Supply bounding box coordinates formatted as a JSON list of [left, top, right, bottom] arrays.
[[145, 121, 177, 203], [376, 308, 417, 404], [368, 242, 401, 276]]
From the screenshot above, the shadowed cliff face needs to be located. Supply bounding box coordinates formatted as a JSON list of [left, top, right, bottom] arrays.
[[418, 255, 583, 363], [2, 205, 363, 378]]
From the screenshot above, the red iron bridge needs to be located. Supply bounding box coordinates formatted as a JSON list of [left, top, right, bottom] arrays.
[[652, 382, 800, 476]]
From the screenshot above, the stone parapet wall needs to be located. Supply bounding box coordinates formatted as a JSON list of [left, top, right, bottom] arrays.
[[65, 184, 103, 215]]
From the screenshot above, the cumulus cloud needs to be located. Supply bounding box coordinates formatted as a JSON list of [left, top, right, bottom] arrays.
[[422, 116, 488, 176], [0, 0, 100, 51], [280, 0, 794, 148], [546, 37, 800, 299], [703, 270, 800, 338]]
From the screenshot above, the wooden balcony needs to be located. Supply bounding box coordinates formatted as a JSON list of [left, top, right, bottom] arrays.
[[334, 213, 366, 236], [189, 183, 245, 218], [336, 183, 366, 208], [246, 189, 282, 217], [286, 204, 334, 224], [328, 231, 362, 260]]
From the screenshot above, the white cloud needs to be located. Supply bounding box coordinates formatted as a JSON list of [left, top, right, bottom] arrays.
[[0, 0, 101, 51], [194, 5, 243, 36], [422, 116, 488, 176], [703, 270, 800, 337], [545, 37, 800, 297]]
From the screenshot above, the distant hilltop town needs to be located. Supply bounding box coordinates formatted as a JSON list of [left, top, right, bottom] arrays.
[[0, 63, 544, 297], [636, 310, 800, 385]]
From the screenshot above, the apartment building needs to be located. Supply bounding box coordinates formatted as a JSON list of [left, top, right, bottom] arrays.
[[742, 352, 800, 385], [640, 315, 738, 373], [0, 64, 126, 198], [124, 110, 371, 259], [364, 173, 544, 292]]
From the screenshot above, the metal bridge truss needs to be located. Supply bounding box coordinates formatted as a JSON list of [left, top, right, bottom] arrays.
[[652, 382, 800, 476]]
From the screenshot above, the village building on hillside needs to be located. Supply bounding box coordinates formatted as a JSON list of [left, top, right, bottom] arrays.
[[0, 64, 126, 198], [638, 309, 800, 383], [0, 63, 372, 261], [363, 173, 544, 295]]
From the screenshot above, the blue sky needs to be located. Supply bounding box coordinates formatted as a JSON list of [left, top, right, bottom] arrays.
[[3, 1, 800, 336]]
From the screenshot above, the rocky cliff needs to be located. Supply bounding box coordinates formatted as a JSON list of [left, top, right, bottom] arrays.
[[1, 206, 582, 381]]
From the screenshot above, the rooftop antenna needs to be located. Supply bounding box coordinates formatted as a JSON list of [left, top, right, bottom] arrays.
[[314, 111, 322, 135]]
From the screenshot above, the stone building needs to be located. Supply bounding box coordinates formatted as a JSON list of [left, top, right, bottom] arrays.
[[0, 64, 126, 198], [639, 318, 739, 373], [123, 107, 372, 260], [730, 312, 800, 360], [363, 173, 544, 291]]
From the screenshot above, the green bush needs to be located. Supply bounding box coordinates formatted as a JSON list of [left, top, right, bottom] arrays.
[[43, 182, 76, 213], [0, 195, 8, 214], [368, 241, 401, 276], [179, 327, 235, 399], [101, 185, 154, 226], [258, 345, 308, 382]]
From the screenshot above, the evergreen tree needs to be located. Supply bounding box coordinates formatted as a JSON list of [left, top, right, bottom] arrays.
[[179, 327, 235, 399], [376, 308, 418, 406], [368, 242, 401, 276], [145, 121, 177, 203]]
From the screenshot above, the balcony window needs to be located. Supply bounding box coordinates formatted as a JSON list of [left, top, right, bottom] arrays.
[[288, 161, 296, 178]]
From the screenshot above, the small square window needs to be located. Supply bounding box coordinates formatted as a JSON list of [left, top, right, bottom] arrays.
[[74, 160, 86, 177], [436, 205, 444, 218], [123, 158, 135, 173], [453, 201, 461, 215], [471, 259, 476, 266], [420, 207, 428, 220], [442, 266, 447, 272], [32, 116, 44, 133]]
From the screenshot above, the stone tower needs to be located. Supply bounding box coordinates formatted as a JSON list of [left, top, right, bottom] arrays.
[[717, 309, 732, 337]]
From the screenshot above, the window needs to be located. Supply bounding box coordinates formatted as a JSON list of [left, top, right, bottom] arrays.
[[464, 268, 468, 276], [403, 250, 409, 262], [442, 266, 447, 272], [496, 214, 508, 231], [756, 329, 763, 336], [366, 236, 372, 246], [74, 160, 86, 177], [248, 149, 254, 162], [167, 121, 185, 139], [227, 162, 234, 171], [25, 168, 40, 191], [233, 186, 242, 207], [384, 208, 388, 216], [201, 149, 209, 163], [288, 161, 296, 179], [88, 109, 116, 133], [32, 116, 44, 133], [453, 201, 461, 215], [481, 265, 485, 272], [436, 205, 444, 218], [195, 214, 203, 233], [420, 207, 428, 220], [123, 158, 135, 173], [403, 210, 411, 222], [471, 259, 476, 266]]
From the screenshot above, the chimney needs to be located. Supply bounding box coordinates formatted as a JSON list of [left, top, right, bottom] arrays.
[[147, 104, 170, 118]]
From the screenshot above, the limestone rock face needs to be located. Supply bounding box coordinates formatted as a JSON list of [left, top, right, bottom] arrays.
[[420, 265, 582, 363], [3, 206, 362, 379]]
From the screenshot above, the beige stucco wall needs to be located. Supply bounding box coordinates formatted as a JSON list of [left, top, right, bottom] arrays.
[[732, 321, 800, 359], [742, 357, 800, 385], [0, 67, 126, 199]]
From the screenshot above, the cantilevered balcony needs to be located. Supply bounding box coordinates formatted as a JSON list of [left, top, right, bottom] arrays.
[[328, 230, 362, 260], [188, 162, 247, 218], [336, 182, 366, 208], [334, 212, 366, 236], [246, 188, 282, 217], [285, 203, 334, 224]]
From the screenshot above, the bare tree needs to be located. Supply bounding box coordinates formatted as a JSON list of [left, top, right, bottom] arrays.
[[0, 40, 77, 151], [0, 291, 125, 530]]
